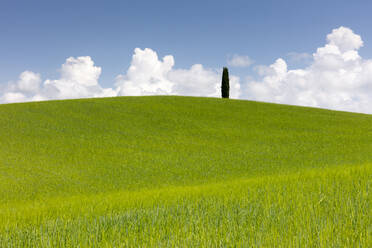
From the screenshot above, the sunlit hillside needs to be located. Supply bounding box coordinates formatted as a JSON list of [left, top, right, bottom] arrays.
[[0, 96, 370, 247]]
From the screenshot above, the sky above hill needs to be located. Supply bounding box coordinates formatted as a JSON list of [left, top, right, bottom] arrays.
[[1, 0, 372, 114]]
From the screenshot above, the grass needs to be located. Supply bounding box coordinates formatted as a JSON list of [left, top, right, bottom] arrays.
[[0, 96, 371, 247]]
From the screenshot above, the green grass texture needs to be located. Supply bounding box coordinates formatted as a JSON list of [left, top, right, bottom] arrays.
[[0, 96, 371, 247]]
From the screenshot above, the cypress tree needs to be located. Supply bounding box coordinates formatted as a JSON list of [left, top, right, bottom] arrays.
[[221, 67, 230, 98]]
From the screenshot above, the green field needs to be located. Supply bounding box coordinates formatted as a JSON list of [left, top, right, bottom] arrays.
[[0, 96, 371, 247]]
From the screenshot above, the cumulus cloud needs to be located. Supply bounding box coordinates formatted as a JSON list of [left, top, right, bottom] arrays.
[[0, 71, 42, 103], [0, 49, 241, 104], [246, 26, 372, 114], [0, 57, 116, 104], [115, 48, 241, 98], [115, 48, 175, 96], [227, 54, 254, 67], [42, 56, 116, 100]]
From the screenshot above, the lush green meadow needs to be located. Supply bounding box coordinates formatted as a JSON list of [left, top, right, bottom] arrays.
[[0, 96, 371, 247]]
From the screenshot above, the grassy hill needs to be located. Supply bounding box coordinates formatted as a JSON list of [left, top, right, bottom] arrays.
[[0, 96, 371, 247]]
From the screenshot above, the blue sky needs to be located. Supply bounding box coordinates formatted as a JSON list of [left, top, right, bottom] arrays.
[[1, 0, 371, 85], [1, 0, 372, 113]]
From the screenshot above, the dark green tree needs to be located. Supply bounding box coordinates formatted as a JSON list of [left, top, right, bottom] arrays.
[[221, 67, 230, 98]]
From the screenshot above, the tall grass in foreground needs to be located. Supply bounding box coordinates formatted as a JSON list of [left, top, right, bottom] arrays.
[[0, 164, 370, 247]]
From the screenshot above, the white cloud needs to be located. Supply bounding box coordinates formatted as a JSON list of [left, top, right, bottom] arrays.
[[246, 26, 372, 114], [1, 92, 28, 103], [42, 56, 116, 100], [115, 48, 175, 96], [326, 26, 363, 52], [0, 71, 42, 103], [116, 48, 241, 98], [1, 49, 241, 104], [0, 56, 116, 104], [227, 54, 254, 67], [16, 71, 42, 94]]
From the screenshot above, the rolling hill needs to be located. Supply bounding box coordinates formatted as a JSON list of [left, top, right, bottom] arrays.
[[0, 96, 371, 247]]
